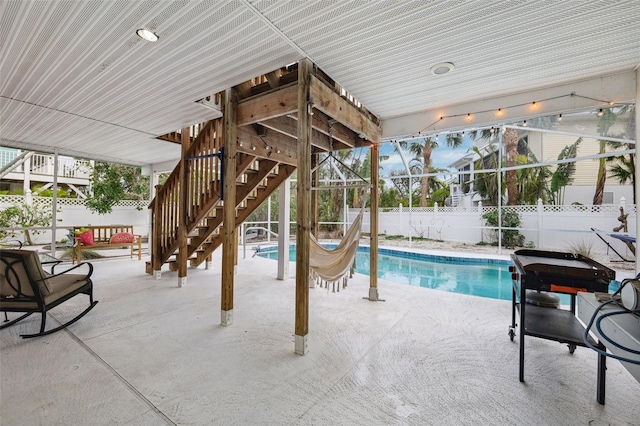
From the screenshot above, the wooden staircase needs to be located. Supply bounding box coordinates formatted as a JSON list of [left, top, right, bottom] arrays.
[[148, 117, 295, 273]]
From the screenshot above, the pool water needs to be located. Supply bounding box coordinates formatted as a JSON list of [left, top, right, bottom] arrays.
[[257, 246, 578, 304]]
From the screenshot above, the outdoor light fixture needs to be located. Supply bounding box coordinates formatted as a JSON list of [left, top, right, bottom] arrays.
[[430, 62, 455, 75], [136, 28, 159, 42], [558, 114, 563, 121], [523, 120, 528, 127], [597, 108, 604, 116]]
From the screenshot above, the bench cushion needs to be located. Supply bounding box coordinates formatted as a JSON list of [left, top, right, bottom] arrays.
[[109, 232, 136, 244], [76, 230, 94, 246]]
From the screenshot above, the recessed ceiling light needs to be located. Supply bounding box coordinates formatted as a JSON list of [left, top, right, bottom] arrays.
[[136, 28, 159, 42], [430, 62, 455, 75]]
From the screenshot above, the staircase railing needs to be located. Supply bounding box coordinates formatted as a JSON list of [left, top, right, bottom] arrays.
[[150, 118, 222, 268]]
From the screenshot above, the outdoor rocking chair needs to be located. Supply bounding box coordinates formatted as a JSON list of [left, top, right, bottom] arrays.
[[0, 249, 98, 338]]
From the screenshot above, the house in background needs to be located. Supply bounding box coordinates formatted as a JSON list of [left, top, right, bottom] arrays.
[[0, 146, 92, 198], [447, 109, 635, 208]]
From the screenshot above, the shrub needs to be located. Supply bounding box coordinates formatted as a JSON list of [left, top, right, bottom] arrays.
[[482, 209, 525, 249]]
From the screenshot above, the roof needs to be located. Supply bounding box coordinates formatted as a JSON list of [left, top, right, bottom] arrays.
[[1, 0, 639, 167]]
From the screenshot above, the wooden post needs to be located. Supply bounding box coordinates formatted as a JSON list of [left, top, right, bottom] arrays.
[[221, 88, 237, 326], [295, 58, 312, 355], [177, 127, 190, 288], [368, 142, 380, 301]]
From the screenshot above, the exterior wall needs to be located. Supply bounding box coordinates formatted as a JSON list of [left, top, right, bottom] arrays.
[[456, 130, 631, 206]]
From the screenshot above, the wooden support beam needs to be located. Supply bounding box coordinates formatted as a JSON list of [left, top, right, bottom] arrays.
[[295, 58, 312, 355], [260, 115, 348, 152], [221, 88, 238, 326], [265, 69, 282, 88], [237, 83, 297, 126], [178, 127, 190, 287], [368, 142, 380, 301], [310, 111, 357, 148], [270, 112, 358, 150], [310, 75, 382, 144], [235, 81, 253, 99], [236, 126, 298, 165]]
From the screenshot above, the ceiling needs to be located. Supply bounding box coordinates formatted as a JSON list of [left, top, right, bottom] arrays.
[[1, 0, 639, 167]]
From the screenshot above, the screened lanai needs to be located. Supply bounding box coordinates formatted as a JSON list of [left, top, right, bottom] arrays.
[[2, 1, 640, 424]]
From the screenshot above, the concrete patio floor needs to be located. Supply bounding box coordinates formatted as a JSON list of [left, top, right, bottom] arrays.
[[1, 249, 638, 425]]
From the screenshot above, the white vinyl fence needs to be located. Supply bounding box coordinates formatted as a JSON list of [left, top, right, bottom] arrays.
[[351, 199, 637, 258], [0, 195, 149, 245], [3, 194, 637, 260]]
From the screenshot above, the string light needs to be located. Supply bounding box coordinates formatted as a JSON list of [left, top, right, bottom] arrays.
[[523, 120, 528, 127], [414, 91, 614, 136], [597, 108, 604, 117]]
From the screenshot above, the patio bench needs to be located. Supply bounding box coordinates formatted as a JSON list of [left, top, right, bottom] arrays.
[[73, 225, 142, 264]]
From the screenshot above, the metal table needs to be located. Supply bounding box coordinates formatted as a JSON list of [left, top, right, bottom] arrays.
[[38, 252, 63, 272], [509, 249, 615, 404]]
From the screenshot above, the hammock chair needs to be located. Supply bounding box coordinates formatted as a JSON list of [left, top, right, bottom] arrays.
[[309, 205, 365, 292]]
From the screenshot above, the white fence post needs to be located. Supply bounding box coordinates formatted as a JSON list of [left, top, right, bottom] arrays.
[[537, 198, 543, 248], [477, 200, 483, 243]]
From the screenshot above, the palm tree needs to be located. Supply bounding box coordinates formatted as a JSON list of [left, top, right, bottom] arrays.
[[397, 134, 462, 206], [550, 138, 582, 205], [351, 147, 388, 208], [593, 108, 618, 205], [604, 105, 636, 203], [469, 127, 518, 205], [516, 150, 551, 205], [504, 128, 519, 205], [470, 144, 501, 205]]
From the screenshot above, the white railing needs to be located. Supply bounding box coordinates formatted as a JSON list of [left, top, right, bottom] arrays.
[[29, 154, 91, 179]]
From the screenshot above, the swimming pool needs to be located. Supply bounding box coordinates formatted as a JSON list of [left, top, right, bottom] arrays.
[[257, 245, 575, 303]]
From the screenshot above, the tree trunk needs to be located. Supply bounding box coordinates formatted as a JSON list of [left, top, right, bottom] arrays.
[[421, 143, 432, 207], [504, 128, 519, 205], [592, 140, 607, 205]]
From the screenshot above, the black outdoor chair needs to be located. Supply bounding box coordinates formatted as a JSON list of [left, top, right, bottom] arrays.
[[0, 249, 98, 338]]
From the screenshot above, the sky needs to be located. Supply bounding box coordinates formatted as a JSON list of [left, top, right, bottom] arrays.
[[377, 135, 474, 178]]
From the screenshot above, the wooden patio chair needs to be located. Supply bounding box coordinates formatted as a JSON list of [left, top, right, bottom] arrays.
[[0, 249, 98, 338]]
